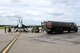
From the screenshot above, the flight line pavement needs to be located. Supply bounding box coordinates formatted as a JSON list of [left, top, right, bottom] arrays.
[[0, 29, 18, 52], [9, 27, 80, 53], [0, 27, 80, 53]]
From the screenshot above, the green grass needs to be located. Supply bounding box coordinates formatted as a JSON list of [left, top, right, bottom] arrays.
[[0, 27, 5, 29]]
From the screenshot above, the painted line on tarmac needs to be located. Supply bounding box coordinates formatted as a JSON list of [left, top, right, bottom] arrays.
[[0, 32, 21, 53]]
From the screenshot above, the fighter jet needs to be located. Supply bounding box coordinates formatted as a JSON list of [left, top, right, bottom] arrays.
[[12, 17, 28, 32], [0, 15, 42, 32]]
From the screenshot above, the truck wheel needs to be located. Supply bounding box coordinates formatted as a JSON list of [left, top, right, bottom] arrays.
[[58, 28, 64, 34], [68, 30, 70, 33], [59, 30, 63, 34], [74, 28, 78, 32], [75, 30, 78, 32], [47, 31, 52, 34], [55, 28, 59, 34]]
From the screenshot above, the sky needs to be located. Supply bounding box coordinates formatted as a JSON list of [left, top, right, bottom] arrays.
[[0, 0, 80, 26]]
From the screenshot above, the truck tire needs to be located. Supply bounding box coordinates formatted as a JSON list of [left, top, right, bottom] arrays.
[[68, 30, 70, 33], [59, 28, 64, 34], [74, 27, 78, 32], [55, 28, 59, 34], [67, 29, 70, 33], [59, 30, 64, 34], [47, 31, 52, 34], [75, 30, 78, 32]]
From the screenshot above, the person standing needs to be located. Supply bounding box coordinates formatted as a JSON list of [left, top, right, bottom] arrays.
[[8, 27, 11, 33], [5, 26, 6, 33]]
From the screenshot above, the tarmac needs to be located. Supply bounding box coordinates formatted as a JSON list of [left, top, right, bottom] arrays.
[[0, 28, 80, 53]]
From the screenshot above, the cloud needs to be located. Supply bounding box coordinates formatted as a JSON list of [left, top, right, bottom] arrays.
[[0, 0, 80, 25]]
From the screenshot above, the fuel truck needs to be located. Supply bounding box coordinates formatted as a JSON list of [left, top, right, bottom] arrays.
[[41, 21, 78, 34]]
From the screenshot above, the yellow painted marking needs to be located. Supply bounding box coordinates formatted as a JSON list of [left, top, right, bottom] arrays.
[[2, 33, 20, 53]]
